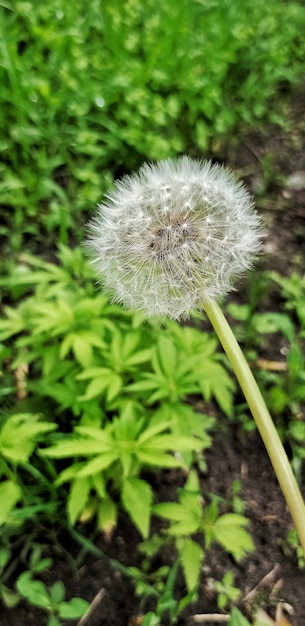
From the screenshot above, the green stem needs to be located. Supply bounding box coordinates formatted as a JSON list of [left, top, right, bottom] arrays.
[[203, 299, 305, 556]]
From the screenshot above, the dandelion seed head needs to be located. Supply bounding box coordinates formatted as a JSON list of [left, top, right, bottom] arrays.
[[86, 156, 262, 319]]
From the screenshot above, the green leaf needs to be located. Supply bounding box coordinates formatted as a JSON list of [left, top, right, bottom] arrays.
[[154, 337, 178, 377], [0, 548, 11, 570], [71, 334, 94, 367], [180, 539, 203, 592], [142, 612, 160, 626], [0, 586, 20, 608], [196, 362, 235, 416], [0, 481, 22, 524], [136, 450, 182, 468], [42, 438, 112, 458], [228, 607, 252, 626], [91, 473, 107, 498], [97, 497, 117, 539], [75, 452, 117, 477], [78, 370, 122, 401], [16, 572, 51, 609], [212, 514, 254, 560], [50, 580, 65, 604], [58, 597, 89, 619], [125, 348, 152, 366], [153, 501, 201, 536], [137, 420, 171, 444], [68, 477, 91, 525], [75, 426, 114, 445], [122, 478, 152, 538], [138, 434, 201, 452], [55, 462, 85, 486], [0, 414, 57, 463]]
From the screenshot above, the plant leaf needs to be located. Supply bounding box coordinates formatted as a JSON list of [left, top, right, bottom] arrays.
[[0, 481, 22, 524], [212, 514, 254, 560], [121, 478, 152, 538], [180, 538, 203, 592], [68, 477, 91, 525], [16, 572, 51, 609], [58, 597, 90, 619]]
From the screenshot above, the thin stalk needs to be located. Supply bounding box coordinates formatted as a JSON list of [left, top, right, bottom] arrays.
[[203, 299, 305, 556]]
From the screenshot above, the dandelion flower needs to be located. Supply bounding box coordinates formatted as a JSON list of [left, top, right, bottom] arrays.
[[86, 156, 262, 319]]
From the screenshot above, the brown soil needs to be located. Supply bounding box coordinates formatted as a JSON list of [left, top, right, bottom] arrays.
[[1, 86, 305, 626]]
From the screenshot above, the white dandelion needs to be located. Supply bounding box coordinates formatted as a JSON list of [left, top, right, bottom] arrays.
[[86, 156, 262, 319], [85, 156, 305, 555]]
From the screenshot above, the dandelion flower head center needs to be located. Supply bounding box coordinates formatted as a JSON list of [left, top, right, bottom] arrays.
[[86, 157, 262, 319]]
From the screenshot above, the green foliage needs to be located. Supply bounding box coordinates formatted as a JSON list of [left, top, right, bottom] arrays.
[[16, 573, 89, 625], [43, 402, 205, 537], [0, 245, 234, 541], [1, 0, 305, 249], [154, 471, 254, 592], [228, 608, 252, 626], [0, 542, 85, 625], [125, 559, 197, 625], [214, 571, 241, 610], [0, 244, 258, 617], [0, 413, 56, 465]]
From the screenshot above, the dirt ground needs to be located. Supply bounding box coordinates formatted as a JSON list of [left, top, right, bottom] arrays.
[[1, 86, 305, 625]]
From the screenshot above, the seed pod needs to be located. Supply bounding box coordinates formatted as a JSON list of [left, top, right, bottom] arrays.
[[86, 157, 262, 320]]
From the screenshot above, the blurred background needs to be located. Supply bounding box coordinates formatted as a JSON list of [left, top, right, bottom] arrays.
[[1, 0, 305, 255]]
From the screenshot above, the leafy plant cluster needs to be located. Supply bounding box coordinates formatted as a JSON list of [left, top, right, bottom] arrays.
[[0, 245, 254, 621], [1, 254, 304, 622], [1, 259, 305, 620], [0, 544, 89, 626], [1, 0, 305, 249]]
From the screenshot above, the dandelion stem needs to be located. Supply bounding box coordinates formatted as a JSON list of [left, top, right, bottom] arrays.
[[203, 298, 305, 556]]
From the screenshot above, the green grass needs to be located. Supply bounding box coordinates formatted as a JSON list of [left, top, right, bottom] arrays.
[[1, 0, 305, 252]]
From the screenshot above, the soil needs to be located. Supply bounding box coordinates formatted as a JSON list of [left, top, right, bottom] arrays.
[[1, 86, 305, 625]]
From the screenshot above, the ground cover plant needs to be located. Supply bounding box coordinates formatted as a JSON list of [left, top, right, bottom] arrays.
[[1, 0, 305, 252], [1, 0, 305, 624]]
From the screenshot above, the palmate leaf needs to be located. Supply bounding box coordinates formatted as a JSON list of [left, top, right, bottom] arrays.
[[195, 360, 235, 416], [0, 307, 25, 340], [207, 513, 254, 560], [0, 414, 57, 463], [77, 368, 122, 402], [121, 478, 153, 538], [60, 329, 106, 366], [153, 496, 202, 535]]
